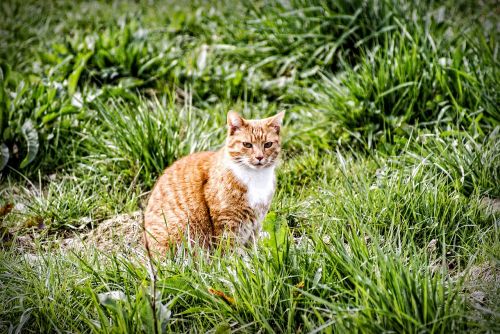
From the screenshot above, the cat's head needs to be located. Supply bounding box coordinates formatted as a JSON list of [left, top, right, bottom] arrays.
[[225, 111, 284, 169]]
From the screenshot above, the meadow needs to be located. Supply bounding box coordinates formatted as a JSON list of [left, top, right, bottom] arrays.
[[0, 0, 499, 332]]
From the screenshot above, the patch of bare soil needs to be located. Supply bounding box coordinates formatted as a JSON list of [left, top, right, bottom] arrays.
[[61, 211, 145, 254], [480, 197, 500, 216], [6, 211, 146, 256], [464, 262, 500, 329]]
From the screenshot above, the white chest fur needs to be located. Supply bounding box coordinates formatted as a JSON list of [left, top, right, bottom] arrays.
[[226, 162, 276, 244], [227, 162, 276, 208]]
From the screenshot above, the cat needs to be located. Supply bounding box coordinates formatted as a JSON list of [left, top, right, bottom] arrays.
[[144, 111, 284, 254]]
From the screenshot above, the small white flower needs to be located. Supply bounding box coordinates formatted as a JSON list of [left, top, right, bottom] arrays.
[[85, 35, 95, 50], [98, 291, 126, 305], [438, 57, 451, 67], [71, 92, 83, 108], [197, 44, 209, 72]]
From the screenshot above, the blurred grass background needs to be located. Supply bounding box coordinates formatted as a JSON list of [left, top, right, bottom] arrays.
[[0, 0, 499, 332]]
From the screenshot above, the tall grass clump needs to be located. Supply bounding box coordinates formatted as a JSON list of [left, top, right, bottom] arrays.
[[310, 31, 499, 149], [279, 149, 496, 262], [402, 130, 500, 197], [236, 0, 396, 75], [86, 95, 225, 186], [41, 17, 196, 94]]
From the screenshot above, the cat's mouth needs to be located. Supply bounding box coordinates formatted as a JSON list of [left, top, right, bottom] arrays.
[[237, 158, 271, 169], [251, 161, 268, 168]]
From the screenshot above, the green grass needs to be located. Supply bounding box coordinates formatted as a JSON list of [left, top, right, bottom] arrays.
[[0, 0, 499, 332]]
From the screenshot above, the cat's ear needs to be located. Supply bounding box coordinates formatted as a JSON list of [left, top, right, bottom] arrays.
[[227, 111, 245, 135], [266, 111, 285, 134]]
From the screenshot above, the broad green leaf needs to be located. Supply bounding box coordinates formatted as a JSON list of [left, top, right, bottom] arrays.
[[262, 211, 288, 261], [34, 104, 49, 119], [41, 106, 78, 125], [68, 52, 93, 95], [19, 120, 39, 168], [68, 66, 84, 95]]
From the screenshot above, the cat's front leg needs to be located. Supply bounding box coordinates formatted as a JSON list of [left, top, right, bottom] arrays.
[[211, 214, 254, 247], [211, 217, 237, 245]]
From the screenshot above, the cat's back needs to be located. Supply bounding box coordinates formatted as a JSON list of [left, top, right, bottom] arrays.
[[152, 150, 215, 191], [144, 151, 216, 248]]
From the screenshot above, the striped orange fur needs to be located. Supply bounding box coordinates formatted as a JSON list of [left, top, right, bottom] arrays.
[[144, 111, 284, 254]]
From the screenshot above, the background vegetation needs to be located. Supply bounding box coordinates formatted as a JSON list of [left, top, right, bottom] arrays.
[[0, 0, 498, 332]]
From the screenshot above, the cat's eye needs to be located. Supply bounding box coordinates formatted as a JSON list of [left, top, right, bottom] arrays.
[[243, 142, 253, 148], [264, 142, 273, 148]]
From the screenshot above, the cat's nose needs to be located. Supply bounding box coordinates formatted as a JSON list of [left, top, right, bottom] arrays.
[[256, 156, 264, 161]]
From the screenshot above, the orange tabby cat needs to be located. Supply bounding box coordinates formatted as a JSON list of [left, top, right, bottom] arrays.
[[144, 111, 284, 254]]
